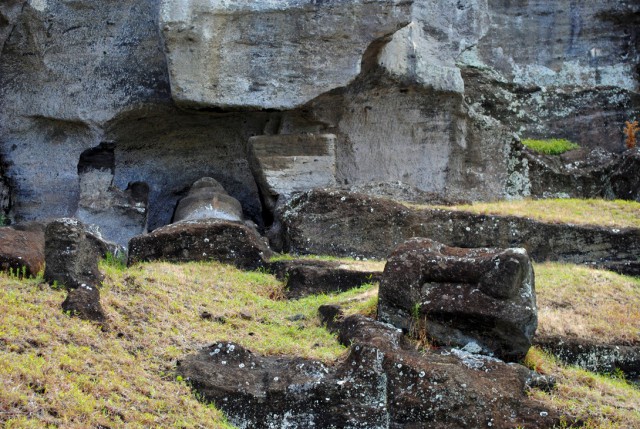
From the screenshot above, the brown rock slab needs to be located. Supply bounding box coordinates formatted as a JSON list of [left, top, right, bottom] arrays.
[[0, 222, 45, 277], [127, 219, 272, 270]]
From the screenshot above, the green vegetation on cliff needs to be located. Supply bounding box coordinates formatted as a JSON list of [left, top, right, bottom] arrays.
[[522, 138, 580, 155]]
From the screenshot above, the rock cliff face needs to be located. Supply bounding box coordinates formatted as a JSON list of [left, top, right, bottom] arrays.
[[0, 0, 637, 241]]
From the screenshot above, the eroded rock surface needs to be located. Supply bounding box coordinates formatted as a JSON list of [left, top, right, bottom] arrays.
[[44, 218, 117, 289], [276, 189, 640, 269], [267, 259, 381, 299], [536, 335, 640, 382], [378, 238, 537, 362], [61, 283, 106, 323], [249, 134, 337, 213], [160, 0, 412, 109], [76, 142, 149, 247], [128, 219, 272, 270], [179, 314, 558, 429]]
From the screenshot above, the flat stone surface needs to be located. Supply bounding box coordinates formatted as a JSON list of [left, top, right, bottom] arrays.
[[249, 134, 337, 212]]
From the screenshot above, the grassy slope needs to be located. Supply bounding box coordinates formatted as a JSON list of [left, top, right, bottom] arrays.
[[0, 261, 376, 428], [1, 259, 639, 428], [421, 199, 640, 230], [530, 263, 640, 428], [535, 263, 640, 344]]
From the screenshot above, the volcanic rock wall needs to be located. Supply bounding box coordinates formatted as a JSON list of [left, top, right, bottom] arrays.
[[0, 0, 637, 243]]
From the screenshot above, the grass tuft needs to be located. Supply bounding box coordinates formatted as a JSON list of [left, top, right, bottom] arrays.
[[522, 138, 580, 155]]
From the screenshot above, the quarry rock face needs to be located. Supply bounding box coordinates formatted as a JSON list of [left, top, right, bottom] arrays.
[[160, 0, 412, 109], [179, 315, 558, 429], [378, 238, 537, 362], [173, 177, 244, 223], [127, 219, 273, 270], [76, 142, 150, 248], [249, 134, 337, 213], [0, 0, 637, 230], [461, 1, 640, 152]]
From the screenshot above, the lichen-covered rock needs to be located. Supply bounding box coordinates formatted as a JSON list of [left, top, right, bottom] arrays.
[[276, 189, 640, 269], [44, 218, 118, 289], [160, 0, 412, 109], [0, 222, 45, 277], [179, 314, 559, 428], [609, 148, 640, 201], [536, 335, 640, 382], [173, 177, 244, 223], [378, 238, 537, 362], [127, 219, 272, 270]]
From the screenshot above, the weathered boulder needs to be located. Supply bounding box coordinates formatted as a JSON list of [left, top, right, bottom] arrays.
[[160, 0, 412, 109], [276, 189, 640, 269], [249, 134, 337, 213], [44, 218, 118, 289], [267, 259, 381, 299], [128, 219, 272, 270], [179, 314, 559, 428], [61, 283, 106, 323], [378, 238, 537, 362], [0, 222, 45, 277], [173, 177, 243, 223]]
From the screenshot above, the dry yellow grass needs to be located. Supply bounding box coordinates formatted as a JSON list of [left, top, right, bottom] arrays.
[[535, 263, 640, 344], [419, 199, 640, 230]]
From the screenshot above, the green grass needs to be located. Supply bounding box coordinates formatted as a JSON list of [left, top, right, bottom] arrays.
[[430, 198, 640, 229], [0, 261, 377, 428], [522, 138, 580, 155]]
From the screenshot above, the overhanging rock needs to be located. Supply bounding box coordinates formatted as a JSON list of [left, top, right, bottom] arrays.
[[160, 0, 412, 109]]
